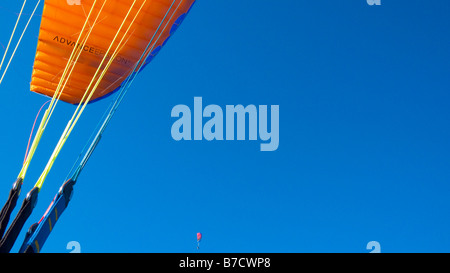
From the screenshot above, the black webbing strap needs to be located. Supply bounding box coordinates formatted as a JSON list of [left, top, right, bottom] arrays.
[[0, 178, 23, 239], [19, 179, 76, 253], [0, 186, 38, 253]]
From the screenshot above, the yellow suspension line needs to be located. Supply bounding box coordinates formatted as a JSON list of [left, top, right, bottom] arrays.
[[0, 0, 41, 85], [43, 0, 107, 129], [34, 0, 146, 190], [18, 0, 102, 180], [0, 0, 26, 73]]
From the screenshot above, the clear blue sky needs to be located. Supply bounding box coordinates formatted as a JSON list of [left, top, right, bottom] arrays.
[[0, 0, 449, 253]]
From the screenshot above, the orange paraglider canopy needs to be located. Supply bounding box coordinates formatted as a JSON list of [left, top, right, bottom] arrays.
[[30, 0, 195, 104]]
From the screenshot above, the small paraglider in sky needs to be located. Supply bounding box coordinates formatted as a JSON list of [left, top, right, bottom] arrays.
[[197, 232, 202, 249]]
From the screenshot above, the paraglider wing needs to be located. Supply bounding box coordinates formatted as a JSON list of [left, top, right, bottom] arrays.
[[30, 0, 195, 104]]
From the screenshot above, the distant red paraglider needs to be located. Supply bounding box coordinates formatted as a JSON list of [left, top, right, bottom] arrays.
[[197, 233, 202, 249]]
